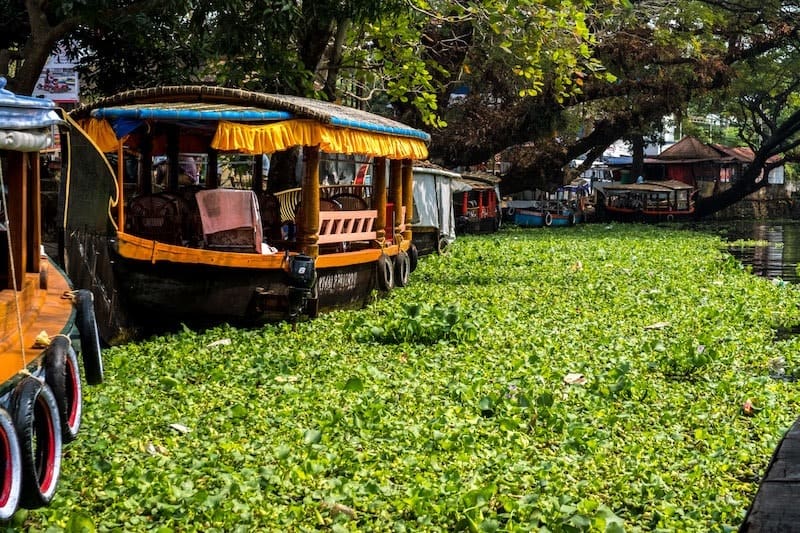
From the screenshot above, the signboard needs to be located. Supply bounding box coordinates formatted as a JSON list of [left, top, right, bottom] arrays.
[[32, 47, 79, 103]]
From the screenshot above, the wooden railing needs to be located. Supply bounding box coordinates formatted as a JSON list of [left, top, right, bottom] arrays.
[[317, 209, 377, 245], [274, 188, 302, 222], [274, 185, 374, 223]]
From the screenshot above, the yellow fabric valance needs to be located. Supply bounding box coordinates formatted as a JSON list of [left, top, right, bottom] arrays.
[[75, 117, 429, 160], [77, 118, 123, 153], [211, 119, 429, 159]]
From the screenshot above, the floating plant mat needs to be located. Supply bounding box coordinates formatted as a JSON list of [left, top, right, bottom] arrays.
[[23, 224, 800, 532]]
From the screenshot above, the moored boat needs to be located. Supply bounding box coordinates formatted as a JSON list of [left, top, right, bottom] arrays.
[[548, 201, 578, 227], [58, 85, 429, 344], [454, 171, 502, 234], [595, 180, 697, 222], [0, 77, 102, 517], [513, 200, 577, 228], [513, 202, 546, 227], [411, 163, 470, 255]]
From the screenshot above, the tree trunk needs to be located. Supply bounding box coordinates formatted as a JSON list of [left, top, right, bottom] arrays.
[[694, 162, 768, 218], [323, 19, 350, 102], [630, 134, 644, 179]]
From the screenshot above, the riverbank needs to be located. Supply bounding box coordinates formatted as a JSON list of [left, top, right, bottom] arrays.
[[23, 224, 800, 531]]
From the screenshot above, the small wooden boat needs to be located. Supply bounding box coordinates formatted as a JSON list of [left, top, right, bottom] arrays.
[[548, 201, 578, 227], [0, 77, 102, 517], [596, 180, 696, 222], [58, 85, 429, 344], [513, 200, 577, 228], [513, 202, 546, 227], [454, 171, 502, 234], [411, 163, 470, 255]]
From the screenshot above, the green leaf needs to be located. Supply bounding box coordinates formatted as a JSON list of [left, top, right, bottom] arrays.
[[303, 429, 322, 445], [343, 377, 364, 392]]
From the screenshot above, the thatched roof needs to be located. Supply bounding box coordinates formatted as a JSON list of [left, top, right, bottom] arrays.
[[70, 85, 429, 142]]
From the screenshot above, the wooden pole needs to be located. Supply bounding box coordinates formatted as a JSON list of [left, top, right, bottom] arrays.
[[373, 157, 387, 244], [28, 153, 41, 274], [401, 159, 414, 242], [140, 135, 152, 195], [6, 152, 25, 289], [117, 141, 125, 229], [298, 146, 320, 258], [166, 125, 180, 191], [390, 159, 402, 243]]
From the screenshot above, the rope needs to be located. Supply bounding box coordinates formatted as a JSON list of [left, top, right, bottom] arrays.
[[0, 159, 27, 367]]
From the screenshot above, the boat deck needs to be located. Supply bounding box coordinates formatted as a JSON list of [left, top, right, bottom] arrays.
[[740, 417, 800, 531], [0, 259, 74, 385]]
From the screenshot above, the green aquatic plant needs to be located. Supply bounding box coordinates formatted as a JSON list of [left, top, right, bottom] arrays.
[[21, 224, 800, 532], [352, 302, 479, 345]]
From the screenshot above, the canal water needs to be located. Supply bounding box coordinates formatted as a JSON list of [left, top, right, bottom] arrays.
[[691, 220, 800, 283]]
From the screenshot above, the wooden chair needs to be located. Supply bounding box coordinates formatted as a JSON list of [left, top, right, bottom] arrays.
[[196, 189, 263, 253], [330, 193, 369, 210], [127, 193, 186, 244]]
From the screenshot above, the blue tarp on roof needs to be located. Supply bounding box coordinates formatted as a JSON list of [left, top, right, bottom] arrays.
[[0, 77, 63, 130], [604, 156, 632, 166]]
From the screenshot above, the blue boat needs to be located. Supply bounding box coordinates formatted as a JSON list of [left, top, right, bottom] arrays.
[[548, 202, 578, 227], [514, 200, 579, 227], [514, 205, 546, 227]]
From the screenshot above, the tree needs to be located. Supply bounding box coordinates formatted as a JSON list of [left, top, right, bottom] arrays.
[[8, 0, 797, 217], [0, 0, 190, 94], [426, 0, 800, 213], [694, 45, 800, 216]]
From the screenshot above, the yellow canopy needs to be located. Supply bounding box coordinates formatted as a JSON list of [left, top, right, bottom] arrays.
[[77, 118, 123, 153], [211, 119, 428, 159]]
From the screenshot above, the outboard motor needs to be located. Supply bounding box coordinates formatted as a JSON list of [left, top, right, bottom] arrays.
[[286, 253, 316, 323]]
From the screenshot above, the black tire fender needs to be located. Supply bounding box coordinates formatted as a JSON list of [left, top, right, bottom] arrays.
[[0, 407, 21, 520], [377, 254, 394, 292], [75, 290, 103, 385], [506, 207, 515, 216], [39, 262, 48, 290], [568, 213, 575, 226], [44, 335, 83, 443], [394, 251, 410, 288], [408, 243, 419, 272], [437, 237, 449, 255], [11, 378, 62, 509]]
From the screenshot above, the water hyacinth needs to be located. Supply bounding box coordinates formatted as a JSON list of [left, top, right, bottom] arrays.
[[20, 224, 800, 532]]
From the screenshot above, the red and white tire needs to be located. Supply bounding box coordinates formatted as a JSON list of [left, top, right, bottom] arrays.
[[45, 335, 83, 443], [0, 408, 21, 520], [11, 377, 62, 509]]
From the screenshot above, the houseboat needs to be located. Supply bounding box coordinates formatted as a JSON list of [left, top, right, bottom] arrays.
[[58, 85, 428, 344], [0, 78, 102, 518], [454, 171, 502, 234], [412, 162, 470, 255], [595, 180, 696, 222]]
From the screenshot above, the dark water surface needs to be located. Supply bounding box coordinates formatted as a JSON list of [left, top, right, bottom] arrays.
[[690, 220, 800, 284]]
